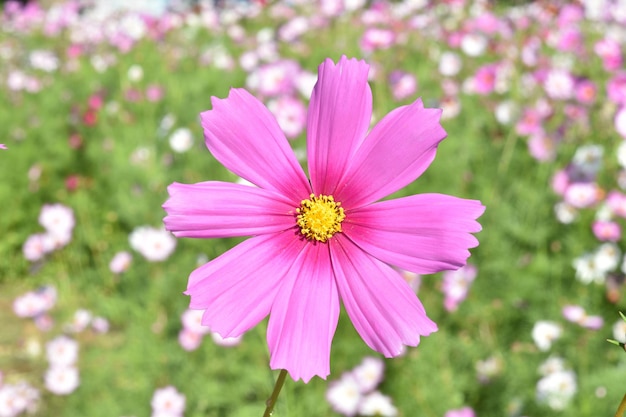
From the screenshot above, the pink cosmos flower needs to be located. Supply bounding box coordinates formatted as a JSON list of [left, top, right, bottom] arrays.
[[151, 386, 186, 417], [515, 107, 543, 136], [178, 328, 203, 351], [388, 71, 417, 101], [146, 84, 164, 102], [592, 220, 621, 242], [46, 336, 79, 367], [615, 107, 626, 139], [327, 373, 362, 416], [360, 28, 396, 53], [0, 144, 6, 150], [445, 406, 476, 417], [441, 264, 477, 312], [575, 79, 597, 105], [267, 95, 307, 139], [564, 182, 601, 208], [44, 366, 79, 395], [551, 169, 570, 196], [472, 63, 498, 95], [352, 356, 385, 393], [544, 68, 574, 100], [607, 72, 626, 106], [109, 251, 132, 274], [163, 56, 484, 382], [595, 38, 623, 72], [13, 291, 48, 318], [554, 27, 583, 53], [607, 191, 626, 218], [528, 132, 556, 162], [562, 305, 604, 330]]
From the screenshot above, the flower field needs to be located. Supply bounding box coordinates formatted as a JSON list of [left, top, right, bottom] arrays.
[[1, 0, 625, 416]]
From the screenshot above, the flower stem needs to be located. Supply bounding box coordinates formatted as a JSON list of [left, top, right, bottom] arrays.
[[263, 369, 288, 417], [616, 392, 626, 417]]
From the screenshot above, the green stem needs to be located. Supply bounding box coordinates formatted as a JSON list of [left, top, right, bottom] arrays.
[[263, 369, 288, 417], [616, 392, 626, 417]]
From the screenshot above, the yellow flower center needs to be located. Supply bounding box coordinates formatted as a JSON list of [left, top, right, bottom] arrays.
[[296, 194, 346, 243]]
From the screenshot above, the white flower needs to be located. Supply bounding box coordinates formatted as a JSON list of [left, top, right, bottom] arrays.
[[616, 107, 626, 139], [0, 385, 24, 417], [129, 226, 177, 262], [594, 242, 621, 274], [46, 336, 79, 367], [119, 13, 146, 41], [13, 291, 47, 318], [358, 391, 398, 417], [617, 141, 626, 169], [210, 332, 242, 347], [91, 317, 110, 333], [536, 370, 577, 410], [352, 357, 385, 394], [612, 318, 626, 343], [494, 100, 518, 125], [109, 251, 132, 274], [127, 64, 144, 82], [327, 373, 362, 416], [168, 128, 194, 153], [159, 113, 177, 133], [181, 309, 211, 335], [475, 356, 502, 382], [45, 366, 80, 395], [0, 382, 39, 417], [531, 321, 562, 351], [66, 309, 92, 333], [22, 233, 56, 261], [461, 33, 488, 57], [572, 145, 603, 177], [564, 183, 599, 209], [595, 204, 613, 221], [29, 50, 59, 72], [554, 202, 578, 224], [38, 204, 75, 243], [151, 386, 186, 417], [544, 69, 574, 100], [239, 51, 258, 72], [438, 51, 462, 77], [538, 356, 565, 376], [295, 70, 318, 99], [572, 253, 605, 284]]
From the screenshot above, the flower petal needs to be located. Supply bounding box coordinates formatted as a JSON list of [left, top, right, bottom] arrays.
[[335, 99, 447, 207], [307, 56, 372, 195], [330, 235, 437, 356], [344, 194, 484, 274], [186, 232, 307, 338], [163, 181, 297, 238], [200, 88, 310, 203], [267, 242, 340, 382]]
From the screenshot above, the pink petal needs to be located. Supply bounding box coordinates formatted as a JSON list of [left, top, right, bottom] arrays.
[[307, 56, 372, 195], [186, 232, 308, 338], [344, 194, 484, 274], [267, 242, 340, 382], [335, 99, 447, 208], [163, 181, 296, 238], [330, 234, 437, 356], [200, 88, 310, 203]]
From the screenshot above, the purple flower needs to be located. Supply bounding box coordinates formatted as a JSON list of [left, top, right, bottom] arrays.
[[163, 56, 484, 382]]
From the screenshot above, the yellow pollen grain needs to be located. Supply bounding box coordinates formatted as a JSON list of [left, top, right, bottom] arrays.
[[296, 194, 346, 243]]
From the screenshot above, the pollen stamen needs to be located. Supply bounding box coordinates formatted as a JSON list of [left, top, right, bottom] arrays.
[[296, 194, 346, 243]]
